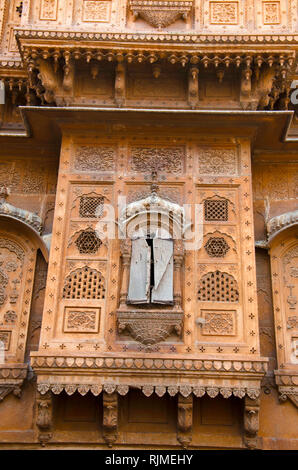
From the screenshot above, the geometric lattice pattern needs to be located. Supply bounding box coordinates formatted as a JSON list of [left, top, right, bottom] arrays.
[[62, 266, 105, 299], [197, 270, 239, 302], [204, 199, 228, 221], [79, 196, 104, 218], [204, 237, 230, 258], [75, 229, 102, 254]]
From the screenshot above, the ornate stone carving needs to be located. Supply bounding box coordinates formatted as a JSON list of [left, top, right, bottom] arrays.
[[263, 1, 280, 24], [197, 271, 239, 302], [210, 2, 239, 24], [129, 0, 193, 29], [74, 147, 116, 172], [117, 311, 183, 345], [36, 392, 53, 446], [75, 229, 102, 254], [204, 237, 230, 258], [177, 394, 193, 449], [198, 148, 237, 176], [63, 307, 100, 333], [40, 0, 57, 21], [83, 1, 111, 22], [200, 310, 236, 336], [103, 392, 118, 448], [244, 397, 260, 449], [62, 266, 105, 299], [0, 331, 11, 349], [267, 210, 298, 242], [79, 195, 104, 218], [130, 147, 184, 175], [204, 198, 229, 221], [0, 187, 42, 234]]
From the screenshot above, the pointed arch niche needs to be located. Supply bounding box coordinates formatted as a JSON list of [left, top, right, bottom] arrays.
[[117, 193, 185, 346], [0, 216, 48, 401], [268, 219, 298, 408]]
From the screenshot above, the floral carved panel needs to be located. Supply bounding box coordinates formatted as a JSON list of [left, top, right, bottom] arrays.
[[40, 0, 58, 21], [82, 0, 111, 22], [129, 146, 185, 175]]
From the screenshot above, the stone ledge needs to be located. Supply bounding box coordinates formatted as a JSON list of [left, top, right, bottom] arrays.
[[31, 355, 268, 373]]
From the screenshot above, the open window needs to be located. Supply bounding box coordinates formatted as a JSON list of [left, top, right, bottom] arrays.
[[127, 234, 174, 305]]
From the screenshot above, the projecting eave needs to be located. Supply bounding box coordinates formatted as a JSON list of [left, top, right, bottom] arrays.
[[0, 107, 297, 156]]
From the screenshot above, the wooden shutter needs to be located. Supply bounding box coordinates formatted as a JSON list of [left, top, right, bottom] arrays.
[[127, 238, 151, 304], [151, 238, 174, 304]]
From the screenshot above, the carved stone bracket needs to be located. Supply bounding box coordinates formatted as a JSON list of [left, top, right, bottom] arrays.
[[117, 310, 184, 345], [129, 0, 193, 29], [103, 392, 118, 448], [36, 391, 53, 446], [275, 371, 298, 408], [177, 393, 193, 448], [244, 397, 260, 449], [0, 364, 27, 402]]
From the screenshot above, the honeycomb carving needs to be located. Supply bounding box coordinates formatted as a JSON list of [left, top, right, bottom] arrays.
[[79, 196, 104, 218], [63, 266, 105, 300], [204, 199, 228, 221], [204, 237, 230, 258], [75, 229, 102, 254], [198, 270, 239, 302]]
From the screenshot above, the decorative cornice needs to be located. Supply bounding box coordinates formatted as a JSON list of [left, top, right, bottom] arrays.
[[37, 382, 261, 400], [31, 354, 268, 373], [267, 210, 298, 243], [15, 29, 298, 46]]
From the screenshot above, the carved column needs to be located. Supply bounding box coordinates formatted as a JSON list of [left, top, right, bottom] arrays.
[[115, 62, 126, 107], [36, 391, 53, 446], [103, 392, 118, 447], [177, 394, 193, 448], [243, 397, 260, 449], [173, 240, 184, 310], [119, 239, 131, 306], [188, 66, 199, 109]]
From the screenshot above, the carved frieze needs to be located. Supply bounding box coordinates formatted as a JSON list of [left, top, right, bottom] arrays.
[[197, 147, 237, 176], [130, 147, 184, 175], [74, 146, 116, 172]]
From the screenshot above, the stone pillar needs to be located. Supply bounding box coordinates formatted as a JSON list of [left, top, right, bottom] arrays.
[[173, 240, 184, 310], [103, 392, 118, 447], [244, 396, 260, 449], [119, 239, 131, 306], [36, 391, 53, 447], [177, 393, 193, 448]]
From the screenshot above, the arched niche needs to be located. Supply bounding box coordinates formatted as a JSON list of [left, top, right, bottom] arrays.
[[268, 224, 298, 407], [116, 194, 185, 346], [0, 217, 48, 402]]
